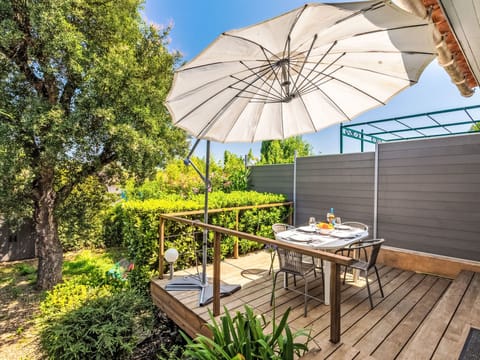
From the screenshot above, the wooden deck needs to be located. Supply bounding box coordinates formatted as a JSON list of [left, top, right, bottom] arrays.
[[151, 251, 480, 359]]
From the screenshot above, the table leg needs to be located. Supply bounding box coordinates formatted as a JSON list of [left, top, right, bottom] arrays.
[[323, 260, 331, 305]]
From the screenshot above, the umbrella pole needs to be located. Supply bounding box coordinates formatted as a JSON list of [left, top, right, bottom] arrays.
[[201, 140, 210, 285], [166, 139, 241, 305]]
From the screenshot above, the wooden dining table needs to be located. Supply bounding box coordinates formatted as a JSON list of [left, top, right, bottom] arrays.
[[275, 224, 369, 305]]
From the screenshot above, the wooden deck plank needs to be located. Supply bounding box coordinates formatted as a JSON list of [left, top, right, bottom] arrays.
[[150, 252, 477, 360], [351, 274, 436, 356], [370, 277, 450, 359], [432, 271, 480, 360], [396, 270, 474, 360], [309, 269, 415, 357]]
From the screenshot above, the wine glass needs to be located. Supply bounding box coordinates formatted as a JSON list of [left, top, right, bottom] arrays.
[[308, 216, 316, 229]]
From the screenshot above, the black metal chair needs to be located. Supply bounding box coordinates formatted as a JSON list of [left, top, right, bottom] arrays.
[[270, 247, 317, 317], [270, 223, 295, 275], [271, 223, 321, 279], [336, 238, 385, 309]]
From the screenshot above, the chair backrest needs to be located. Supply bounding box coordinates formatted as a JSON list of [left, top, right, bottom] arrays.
[[366, 238, 384, 269], [276, 248, 305, 274], [345, 238, 384, 269], [272, 223, 292, 235], [342, 221, 369, 232]]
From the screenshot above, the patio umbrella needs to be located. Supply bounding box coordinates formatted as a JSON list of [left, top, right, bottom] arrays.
[[164, 0, 436, 304], [166, 0, 436, 143]]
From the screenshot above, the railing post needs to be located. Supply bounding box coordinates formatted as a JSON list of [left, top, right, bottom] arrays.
[[158, 217, 165, 279], [330, 262, 341, 343], [234, 210, 239, 259], [213, 231, 221, 316]]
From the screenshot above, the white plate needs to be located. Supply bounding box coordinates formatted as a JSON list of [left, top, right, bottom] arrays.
[[297, 226, 316, 233], [335, 225, 352, 230], [289, 234, 312, 242], [330, 230, 355, 238]]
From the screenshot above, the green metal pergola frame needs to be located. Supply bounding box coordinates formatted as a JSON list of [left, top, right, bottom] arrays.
[[340, 104, 480, 153]]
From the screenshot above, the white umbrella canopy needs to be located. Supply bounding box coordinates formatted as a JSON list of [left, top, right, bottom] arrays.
[[166, 0, 436, 143]]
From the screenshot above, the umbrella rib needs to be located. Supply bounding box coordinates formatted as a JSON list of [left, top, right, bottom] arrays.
[[282, 4, 308, 57], [291, 34, 318, 94], [233, 60, 284, 101], [172, 63, 277, 126], [353, 23, 431, 40], [222, 33, 281, 62], [333, 1, 385, 26], [195, 62, 283, 140], [294, 41, 338, 94], [298, 67, 343, 95]]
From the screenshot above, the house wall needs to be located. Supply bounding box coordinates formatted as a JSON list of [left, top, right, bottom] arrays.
[[0, 219, 36, 262], [249, 134, 480, 261]]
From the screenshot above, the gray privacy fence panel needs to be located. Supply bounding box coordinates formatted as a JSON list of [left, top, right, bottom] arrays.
[[249, 133, 480, 262], [249, 153, 375, 228], [377, 134, 480, 261], [295, 153, 375, 227], [248, 164, 294, 199]]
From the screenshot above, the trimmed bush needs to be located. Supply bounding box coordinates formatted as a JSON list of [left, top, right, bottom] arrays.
[[103, 191, 290, 275]]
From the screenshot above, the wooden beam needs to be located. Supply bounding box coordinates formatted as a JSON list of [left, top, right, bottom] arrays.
[[158, 218, 165, 279], [330, 262, 341, 343], [378, 246, 480, 279]]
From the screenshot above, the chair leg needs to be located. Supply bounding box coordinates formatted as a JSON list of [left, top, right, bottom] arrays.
[[268, 251, 276, 275], [271, 271, 280, 306], [304, 276, 308, 317], [343, 265, 348, 284], [365, 270, 374, 309], [374, 265, 384, 298], [320, 259, 324, 281]]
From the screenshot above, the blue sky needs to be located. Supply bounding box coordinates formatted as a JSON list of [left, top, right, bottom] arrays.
[[143, 0, 480, 160]]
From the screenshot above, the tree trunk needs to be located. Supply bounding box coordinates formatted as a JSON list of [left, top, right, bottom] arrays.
[[34, 170, 63, 290]]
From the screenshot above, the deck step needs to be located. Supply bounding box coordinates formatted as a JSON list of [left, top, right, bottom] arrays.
[[397, 270, 480, 360]]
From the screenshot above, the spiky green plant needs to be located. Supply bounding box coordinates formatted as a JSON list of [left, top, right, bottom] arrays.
[[181, 305, 311, 360]]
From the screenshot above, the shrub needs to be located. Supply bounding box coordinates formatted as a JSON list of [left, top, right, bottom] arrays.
[[40, 288, 154, 360], [57, 176, 117, 250], [181, 305, 311, 359], [103, 191, 290, 276], [39, 279, 113, 323]]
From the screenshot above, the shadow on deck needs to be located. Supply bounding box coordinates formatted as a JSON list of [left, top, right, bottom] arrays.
[[151, 251, 480, 359]]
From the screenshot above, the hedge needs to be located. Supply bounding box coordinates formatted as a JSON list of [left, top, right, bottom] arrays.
[[103, 191, 290, 273]]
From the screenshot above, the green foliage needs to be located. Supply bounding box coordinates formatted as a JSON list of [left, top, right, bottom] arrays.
[[182, 306, 311, 360], [259, 136, 314, 164], [39, 279, 113, 323], [14, 263, 36, 276], [40, 288, 154, 360], [57, 176, 117, 250], [0, 0, 188, 288], [124, 151, 251, 201], [221, 151, 250, 192], [104, 191, 289, 274]]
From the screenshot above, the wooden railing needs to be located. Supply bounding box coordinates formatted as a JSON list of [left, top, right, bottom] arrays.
[[158, 210, 354, 343], [158, 201, 293, 263]]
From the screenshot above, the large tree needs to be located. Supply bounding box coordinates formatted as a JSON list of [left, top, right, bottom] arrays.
[[259, 137, 313, 164], [0, 0, 187, 289]]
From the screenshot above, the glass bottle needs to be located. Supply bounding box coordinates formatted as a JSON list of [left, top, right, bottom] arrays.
[[327, 208, 335, 224]]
